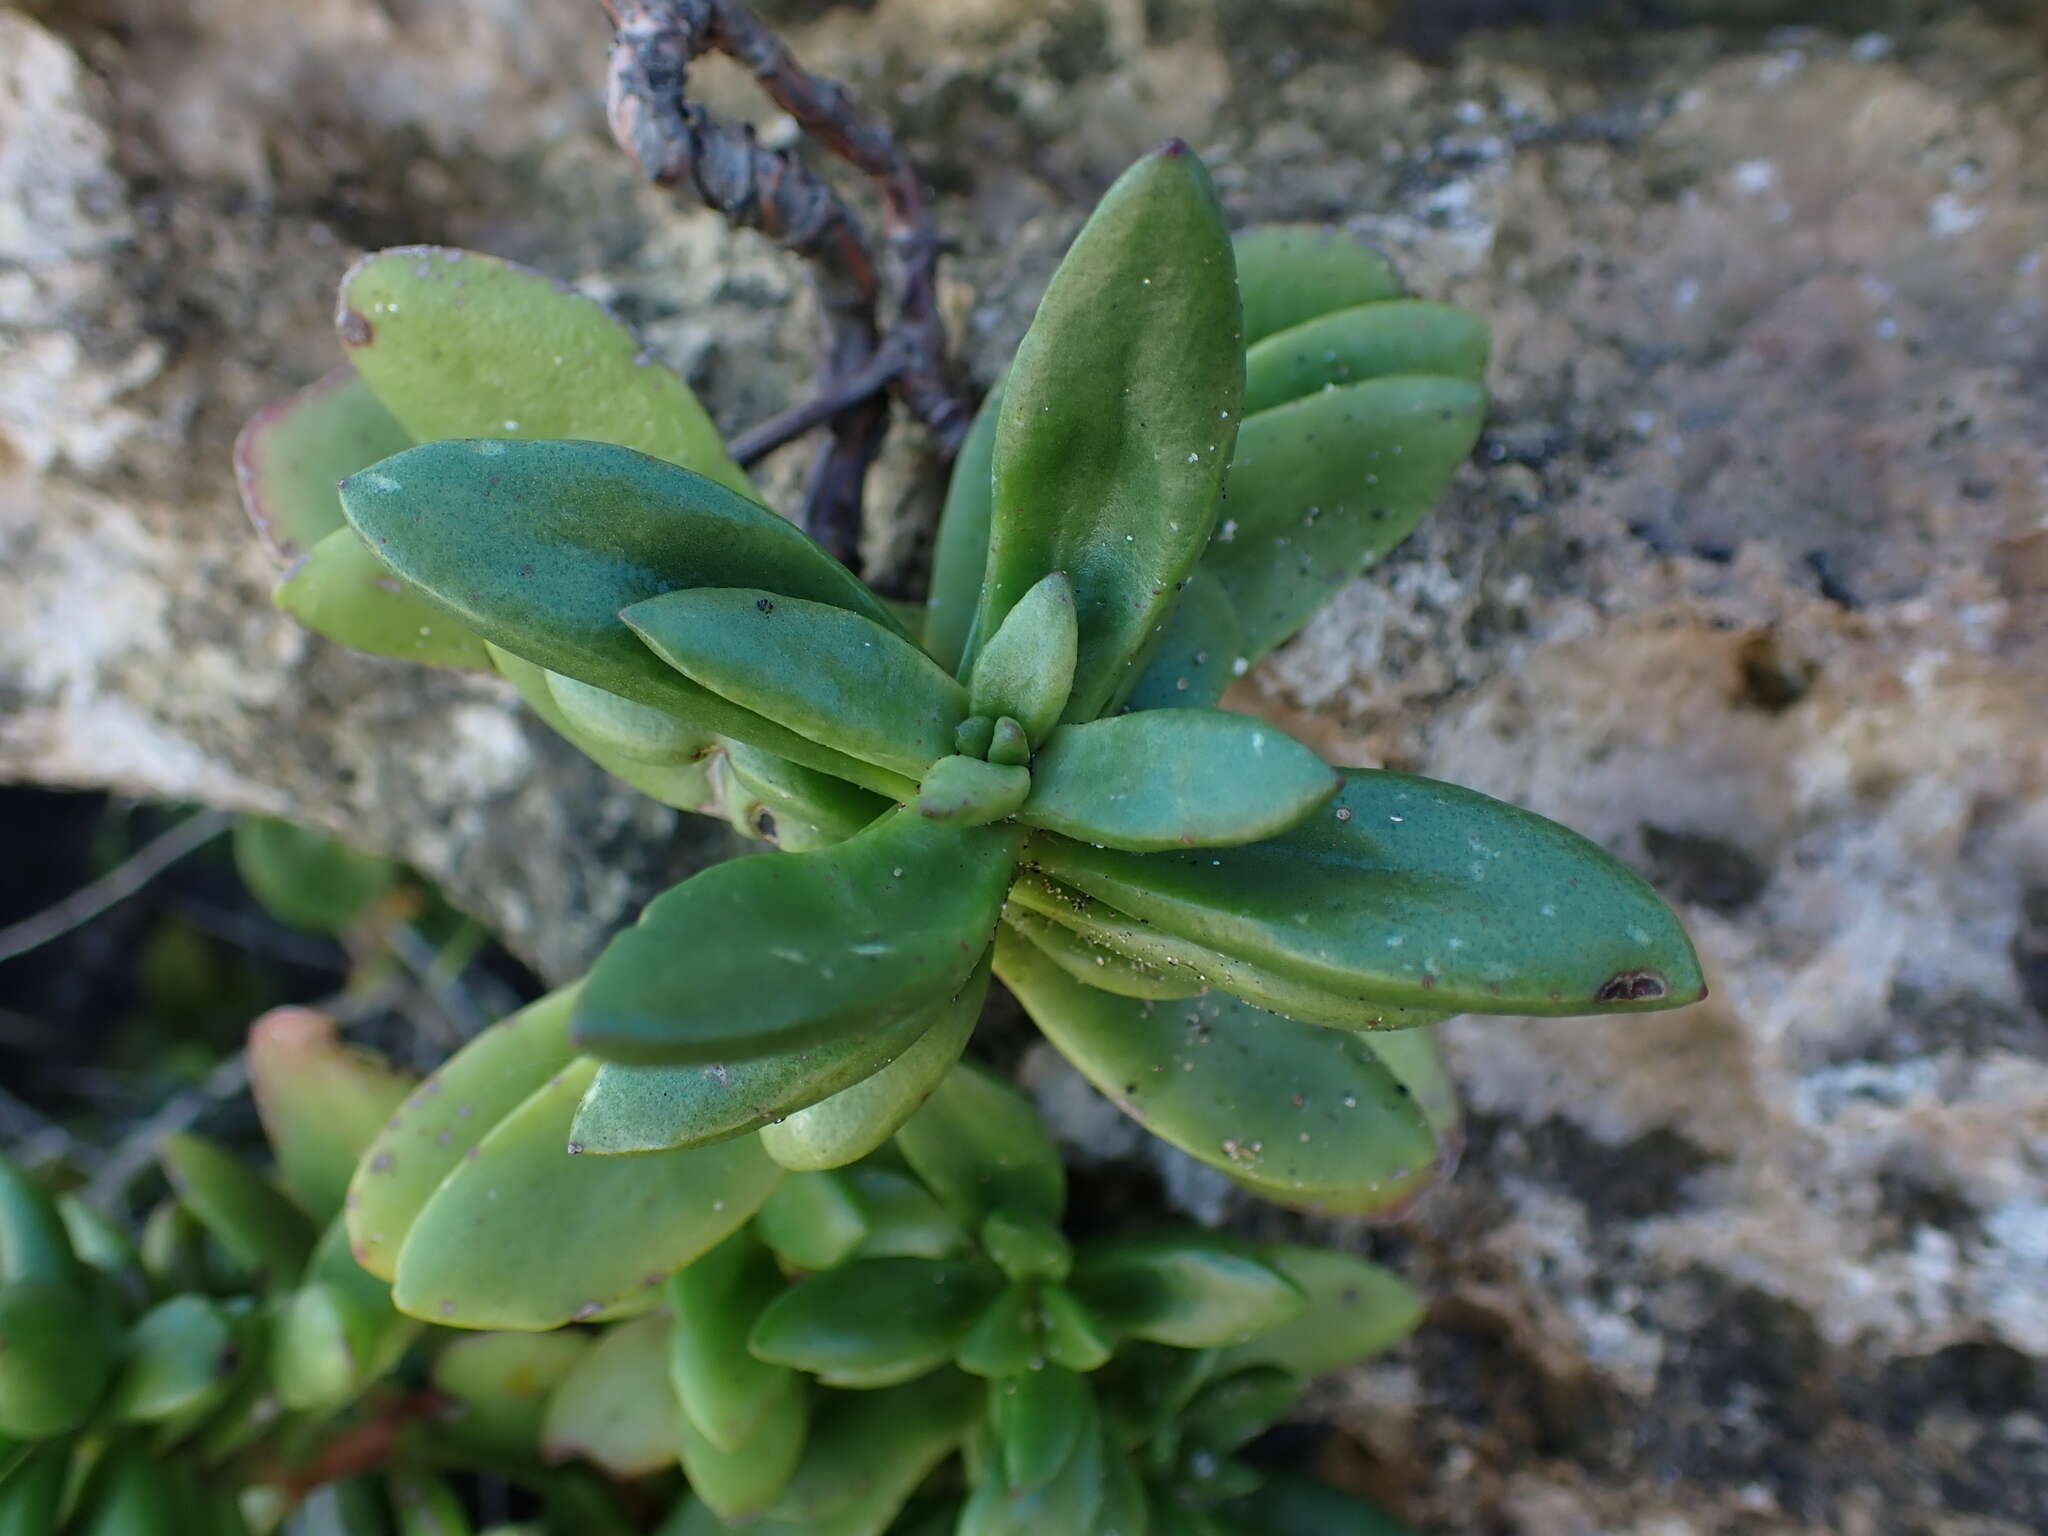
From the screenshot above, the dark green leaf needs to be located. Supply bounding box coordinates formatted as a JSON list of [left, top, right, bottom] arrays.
[[574, 810, 1018, 1066], [957, 1387, 1107, 1536], [667, 1229, 798, 1453], [972, 145, 1243, 722], [1180, 1365, 1302, 1453], [1069, 1237, 1303, 1348], [764, 1371, 981, 1531], [676, 1372, 808, 1520], [989, 1365, 1088, 1493], [967, 573, 1077, 746], [339, 439, 905, 791], [1219, 1474, 1419, 1536], [980, 1211, 1072, 1284], [924, 382, 1004, 676], [0, 1152, 85, 1287], [1201, 375, 1486, 663], [893, 1061, 1064, 1227], [917, 756, 1031, 827], [748, 1258, 1000, 1389], [160, 1133, 315, 1283], [1124, 568, 1245, 712], [232, 815, 398, 936], [993, 927, 1445, 1215], [1000, 909, 1202, 1001], [845, 1167, 972, 1261], [724, 742, 891, 852], [1021, 710, 1338, 852], [247, 1007, 416, 1224], [1243, 299, 1489, 416], [1232, 225, 1403, 346], [235, 365, 411, 562], [0, 1280, 114, 1438], [953, 1282, 1040, 1378], [954, 715, 997, 759], [390, 1057, 781, 1330], [277, 528, 493, 669], [1029, 768, 1707, 1018], [625, 587, 964, 783], [760, 961, 986, 1174], [106, 1295, 237, 1424], [1039, 1284, 1114, 1373], [754, 1171, 870, 1272], [338, 247, 750, 494]]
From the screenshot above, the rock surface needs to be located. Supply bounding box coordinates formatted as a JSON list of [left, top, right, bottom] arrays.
[[2, 1, 2044, 1529]]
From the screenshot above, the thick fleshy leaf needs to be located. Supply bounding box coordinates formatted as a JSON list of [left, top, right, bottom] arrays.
[[544, 671, 719, 766], [1219, 1474, 1418, 1536], [990, 1365, 1088, 1493], [391, 1057, 781, 1329], [924, 382, 1003, 676], [953, 1282, 1039, 1378], [1232, 225, 1404, 346], [957, 1391, 1108, 1536], [278, 527, 493, 669], [1000, 910, 1200, 1001], [759, 962, 985, 1173], [972, 144, 1243, 722], [987, 717, 1031, 767], [763, 1371, 981, 1531], [235, 365, 412, 563], [160, 1134, 315, 1283], [1068, 1238, 1302, 1348], [1219, 1246, 1424, 1380], [1125, 569, 1245, 712], [1359, 1025, 1461, 1154], [992, 929, 1442, 1214], [724, 743, 890, 851], [1021, 710, 1338, 852], [105, 1295, 236, 1424], [676, 1372, 807, 1520], [0, 1152, 85, 1287], [845, 1167, 971, 1261], [231, 816, 399, 937], [388, 1475, 473, 1536], [1010, 870, 1443, 1032], [1243, 300, 1489, 416], [0, 1280, 114, 1438], [1201, 376, 1486, 662], [540, 1312, 679, 1478], [666, 1230, 797, 1453], [1180, 1365, 1302, 1453], [431, 1330, 590, 1454], [347, 986, 581, 1283], [893, 1061, 1064, 1227], [247, 1008, 415, 1224], [754, 1171, 870, 1272], [573, 811, 1019, 1066], [570, 993, 937, 1155], [625, 588, 963, 783], [1030, 769, 1707, 1018], [967, 573, 1077, 747], [1039, 1284, 1114, 1371], [339, 439, 904, 792], [980, 1211, 1071, 1284], [487, 647, 721, 813], [749, 1258, 1000, 1389], [917, 756, 1031, 827], [275, 1219, 418, 1412], [338, 246, 749, 494]]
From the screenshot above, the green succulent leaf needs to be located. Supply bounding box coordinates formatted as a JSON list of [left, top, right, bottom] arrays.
[[894, 1061, 1064, 1227], [1124, 568, 1245, 712], [1000, 909, 1202, 1001], [724, 743, 891, 851], [391, 1057, 781, 1330], [275, 1217, 417, 1414], [990, 1365, 1089, 1493], [1031, 768, 1707, 1018], [763, 1371, 982, 1532], [234, 364, 411, 562], [754, 1171, 871, 1273], [0, 1154, 85, 1287], [676, 1372, 808, 1521], [388, 1475, 474, 1536], [0, 1444, 67, 1535], [625, 587, 964, 784], [1069, 1237, 1304, 1348], [1021, 710, 1338, 852], [1242, 300, 1490, 416], [574, 810, 1018, 1066], [958, 1389, 1110, 1536], [986, 716, 1032, 767], [161, 1133, 315, 1283], [1358, 1025, 1461, 1153], [1219, 1474, 1419, 1536], [540, 1312, 680, 1478], [1232, 225, 1404, 346], [232, 816, 399, 937], [486, 647, 722, 813], [1201, 375, 1486, 663], [430, 1330, 590, 1456], [749, 1258, 1001, 1389], [994, 927, 1445, 1214], [953, 1282, 1040, 1378], [1218, 1245, 1425, 1380], [845, 1167, 972, 1262], [967, 573, 1077, 746], [1180, 1364, 1303, 1453], [278, 527, 493, 669], [105, 1295, 236, 1425], [338, 438, 905, 791], [759, 962, 985, 1173], [980, 1211, 1072, 1284], [347, 986, 581, 1283], [338, 247, 750, 494], [1039, 1284, 1116, 1372], [917, 756, 1032, 827], [542, 671, 720, 766], [973, 143, 1243, 722], [0, 1280, 115, 1438], [247, 1008, 416, 1224], [667, 1229, 799, 1452], [925, 382, 1004, 676]]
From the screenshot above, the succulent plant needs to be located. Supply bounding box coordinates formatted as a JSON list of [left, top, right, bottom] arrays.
[[234, 143, 1703, 1278]]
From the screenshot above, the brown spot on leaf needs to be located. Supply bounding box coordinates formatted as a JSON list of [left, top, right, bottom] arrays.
[[337, 307, 373, 347], [1596, 970, 1668, 1003]]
